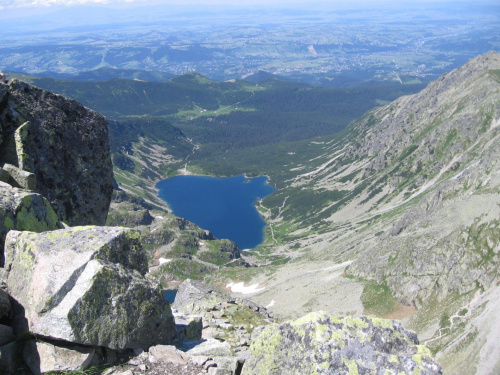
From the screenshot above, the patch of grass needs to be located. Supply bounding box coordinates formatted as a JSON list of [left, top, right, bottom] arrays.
[[158, 258, 213, 282], [361, 281, 397, 317], [231, 307, 269, 331], [45, 366, 109, 375], [439, 312, 451, 329]]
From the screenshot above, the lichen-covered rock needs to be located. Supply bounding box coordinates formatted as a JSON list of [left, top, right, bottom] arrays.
[[242, 311, 442, 375], [4, 225, 148, 279], [173, 279, 231, 314], [1, 163, 36, 190], [173, 279, 268, 317], [23, 340, 96, 375], [173, 279, 272, 361], [0, 79, 113, 226], [0, 182, 60, 265], [4, 226, 175, 349]]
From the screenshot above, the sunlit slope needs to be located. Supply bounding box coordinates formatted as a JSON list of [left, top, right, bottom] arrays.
[[249, 51, 500, 375], [260, 51, 500, 257]]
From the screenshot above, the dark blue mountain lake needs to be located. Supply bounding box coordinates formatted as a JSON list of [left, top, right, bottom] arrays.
[[156, 174, 275, 249]]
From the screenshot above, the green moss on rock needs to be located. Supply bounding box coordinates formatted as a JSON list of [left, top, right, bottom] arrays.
[[67, 261, 175, 349], [0, 184, 60, 265]]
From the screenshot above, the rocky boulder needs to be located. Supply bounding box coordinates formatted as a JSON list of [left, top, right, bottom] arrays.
[[23, 340, 96, 375], [0, 79, 113, 226], [173, 279, 232, 314], [0, 182, 60, 265], [1, 164, 36, 191], [4, 226, 175, 349], [242, 311, 442, 375], [173, 278, 272, 369], [173, 279, 271, 320]]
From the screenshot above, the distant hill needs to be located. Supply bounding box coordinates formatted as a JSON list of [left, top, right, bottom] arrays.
[[243, 70, 289, 83], [8, 67, 174, 82], [8, 71, 425, 150]]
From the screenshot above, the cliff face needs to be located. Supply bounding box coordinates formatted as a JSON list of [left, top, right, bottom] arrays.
[[0, 78, 113, 226]]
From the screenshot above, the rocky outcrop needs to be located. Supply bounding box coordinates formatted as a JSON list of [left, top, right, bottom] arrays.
[[0, 182, 60, 265], [242, 311, 442, 375], [169, 279, 273, 374], [1, 164, 36, 191], [173, 279, 270, 319], [0, 79, 113, 226], [4, 226, 175, 349], [23, 340, 96, 374], [107, 195, 246, 285]]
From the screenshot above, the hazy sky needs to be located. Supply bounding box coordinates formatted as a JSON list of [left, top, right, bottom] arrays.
[[2, 0, 311, 8], [1, 0, 497, 21], [0, 0, 479, 9]]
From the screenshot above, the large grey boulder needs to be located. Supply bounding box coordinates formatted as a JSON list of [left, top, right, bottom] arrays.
[[5, 226, 175, 349], [242, 311, 442, 375], [0, 182, 60, 265], [0, 79, 113, 226]]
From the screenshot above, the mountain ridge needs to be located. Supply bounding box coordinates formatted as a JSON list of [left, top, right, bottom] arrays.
[[239, 51, 500, 375]]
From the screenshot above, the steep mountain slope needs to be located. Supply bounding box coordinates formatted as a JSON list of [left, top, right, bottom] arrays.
[[258, 51, 500, 255], [238, 51, 500, 375]]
